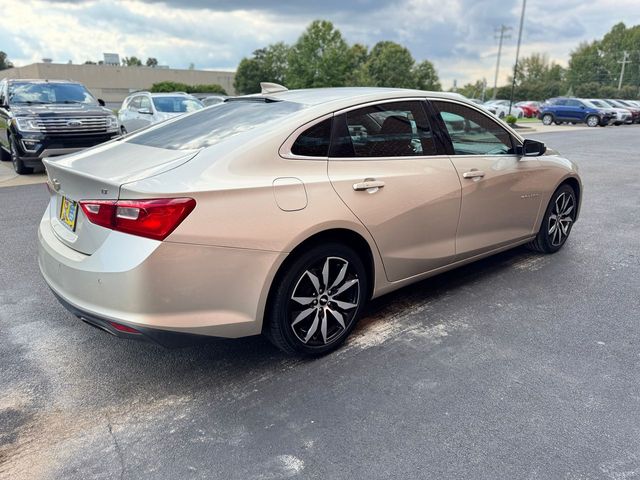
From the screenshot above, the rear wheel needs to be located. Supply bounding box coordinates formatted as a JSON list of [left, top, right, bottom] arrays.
[[265, 243, 368, 356], [10, 136, 32, 175], [541, 114, 553, 125], [528, 184, 577, 254], [121, 126, 127, 135], [586, 115, 599, 127]]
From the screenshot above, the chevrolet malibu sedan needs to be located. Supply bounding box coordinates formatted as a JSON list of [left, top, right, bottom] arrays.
[[38, 85, 582, 356]]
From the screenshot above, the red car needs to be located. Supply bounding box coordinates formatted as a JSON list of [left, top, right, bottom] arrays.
[[516, 101, 540, 118]]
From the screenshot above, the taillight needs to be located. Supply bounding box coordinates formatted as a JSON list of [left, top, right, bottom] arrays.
[[79, 198, 196, 241]]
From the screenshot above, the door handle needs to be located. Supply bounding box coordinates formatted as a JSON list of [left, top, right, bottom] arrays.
[[353, 179, 385, 191], [462, 169, 485, 179]]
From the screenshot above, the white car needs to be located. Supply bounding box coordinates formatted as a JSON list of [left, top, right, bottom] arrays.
[[118, 92, 204, 134], [585, 99, 629, 125], [483, 100, 524, 119]]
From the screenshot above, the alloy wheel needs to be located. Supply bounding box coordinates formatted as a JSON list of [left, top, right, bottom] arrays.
[[586, 115, 599, 127], [288, 256, 360, 346], [548, 192, 575, 247]]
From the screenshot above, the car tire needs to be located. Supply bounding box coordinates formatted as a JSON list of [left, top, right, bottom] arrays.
[[0, 145, 10, 162], [499, 111, 505, 119], [10, 136, 33, 175], [528, 184, 577, 254], [121, 126, 127, 135], [541, 114, 553, 125], [265, 242, 368, 356], [586, 115, 599, 127]]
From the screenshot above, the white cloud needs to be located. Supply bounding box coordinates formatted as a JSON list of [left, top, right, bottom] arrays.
[[1, 0, 638, 88]]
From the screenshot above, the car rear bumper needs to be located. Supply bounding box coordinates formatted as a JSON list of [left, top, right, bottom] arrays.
[[38, 212, 286, 342]]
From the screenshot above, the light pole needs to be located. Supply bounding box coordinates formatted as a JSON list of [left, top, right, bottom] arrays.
[[508, 0, 527, 115], [493, 25, 511, 100]]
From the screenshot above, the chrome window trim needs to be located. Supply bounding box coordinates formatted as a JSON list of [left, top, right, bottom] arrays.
[[280, 96, 524, 162]]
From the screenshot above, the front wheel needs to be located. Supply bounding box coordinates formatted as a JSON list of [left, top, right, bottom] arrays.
[[541, 114, 553, 125], [586, 115, 599, 127], [528, 184, 577, 254], [265, 243, 368, 356], [10, 137, 33, 175]]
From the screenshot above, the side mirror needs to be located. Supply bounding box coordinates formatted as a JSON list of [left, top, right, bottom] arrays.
[[522, 138, 546, 157], [97, 98, 105, 107], [137, 108, 153, 115]]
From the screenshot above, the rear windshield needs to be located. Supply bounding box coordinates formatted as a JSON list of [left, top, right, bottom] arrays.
[[128, 100, 304, 150]]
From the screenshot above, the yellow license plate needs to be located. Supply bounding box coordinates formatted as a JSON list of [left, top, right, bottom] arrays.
[[59, 196, 79, 231]]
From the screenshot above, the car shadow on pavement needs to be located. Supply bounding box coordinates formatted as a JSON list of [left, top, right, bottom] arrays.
[[52, 245, 541, 403]]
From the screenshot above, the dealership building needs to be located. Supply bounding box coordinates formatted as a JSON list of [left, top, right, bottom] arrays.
[[2, 61, 236, 107]]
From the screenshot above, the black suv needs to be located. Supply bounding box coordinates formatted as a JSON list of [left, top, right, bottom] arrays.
[[0, 79, 120, 174]]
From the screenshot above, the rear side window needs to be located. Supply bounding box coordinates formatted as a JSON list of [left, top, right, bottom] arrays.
[[330, 100, 437, 158], [128, 100, 304, 150], [432, 101, 515, 155], [291, 119, 332, 157]]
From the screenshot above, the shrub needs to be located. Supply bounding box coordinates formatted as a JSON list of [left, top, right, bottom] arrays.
[[504, 114, 518, 125]]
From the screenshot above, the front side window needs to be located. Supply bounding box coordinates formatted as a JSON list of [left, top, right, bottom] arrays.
[[291, 118, 332, 157], [140, 96, 152, 110], [330, 100, 437, 158], [128, 96, 141, 111], [432, 101, 515, 156], [566, 99, 583, 107], [8, 82, 96, 105]]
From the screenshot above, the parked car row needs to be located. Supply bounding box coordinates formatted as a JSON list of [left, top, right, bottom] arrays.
[[539, 97, 640, 127], [0, 77, 217, 174]]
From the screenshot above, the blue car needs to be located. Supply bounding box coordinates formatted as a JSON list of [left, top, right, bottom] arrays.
[[539, 98, 612, 127]]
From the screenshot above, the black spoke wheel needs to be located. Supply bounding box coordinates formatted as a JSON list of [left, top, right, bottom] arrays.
[[265, 243, 368, 356], [528, 184, 577, 253]]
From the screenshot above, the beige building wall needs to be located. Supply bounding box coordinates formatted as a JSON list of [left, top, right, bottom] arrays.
[[2, 63, 236, 105]]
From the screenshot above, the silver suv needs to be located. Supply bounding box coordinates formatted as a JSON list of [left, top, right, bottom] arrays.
[[118, 91, 203, 134]]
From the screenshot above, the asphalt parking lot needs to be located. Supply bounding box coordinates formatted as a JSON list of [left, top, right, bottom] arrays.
[[1, 126, 639, 479]]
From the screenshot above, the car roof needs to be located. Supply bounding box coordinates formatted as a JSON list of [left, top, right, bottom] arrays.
[[262, 87, 467, 106]]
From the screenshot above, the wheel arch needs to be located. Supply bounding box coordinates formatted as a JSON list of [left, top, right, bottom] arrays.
[[560, 176, 582, 221], [261, 227, 378, 333]]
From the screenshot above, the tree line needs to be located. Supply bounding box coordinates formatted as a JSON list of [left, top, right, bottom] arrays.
[[458, 22, 640, 101], [2, 21, 639, 101], [233, 20, 441, 94]]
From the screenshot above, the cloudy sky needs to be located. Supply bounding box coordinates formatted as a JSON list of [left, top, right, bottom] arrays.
[[1, 0, 638, 88]]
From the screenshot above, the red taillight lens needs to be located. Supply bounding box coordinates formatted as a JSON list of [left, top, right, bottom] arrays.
[[80, 198, 196, 241], [108, 321, 141, 334]]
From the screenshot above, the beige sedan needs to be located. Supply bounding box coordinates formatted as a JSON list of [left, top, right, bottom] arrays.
[[38, 85, 581, 355]]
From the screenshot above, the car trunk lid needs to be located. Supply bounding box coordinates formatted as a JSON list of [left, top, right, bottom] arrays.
[[43, 140, 199, 255]]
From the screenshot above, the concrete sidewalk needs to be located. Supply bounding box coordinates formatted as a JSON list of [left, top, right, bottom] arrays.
[[0, 161, 46, 188]]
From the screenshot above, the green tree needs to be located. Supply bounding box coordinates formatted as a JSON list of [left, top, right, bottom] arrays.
[[346, 43, 373, 86], [0, 51, 13, 70], [457, 80, 487, 100], [234, 42, 290, 94], [286, 20, 351, 88], [122, 56, 143, 67], [365, 41, 415, 88], [146, 57, 158, 67], [413, 60, 441, 91]]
